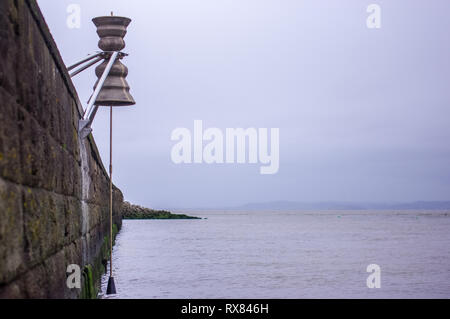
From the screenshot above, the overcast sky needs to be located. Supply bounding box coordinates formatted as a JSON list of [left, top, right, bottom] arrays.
[[37, 0, 450, 208]]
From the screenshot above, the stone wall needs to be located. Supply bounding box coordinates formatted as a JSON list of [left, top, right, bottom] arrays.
[[0, 0, 123, 298]]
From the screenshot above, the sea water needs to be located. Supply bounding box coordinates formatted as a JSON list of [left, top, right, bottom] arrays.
[[101, 210, 450, 299]]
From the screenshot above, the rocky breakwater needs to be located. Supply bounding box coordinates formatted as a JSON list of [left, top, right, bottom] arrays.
[[122, 202, 200, 220]]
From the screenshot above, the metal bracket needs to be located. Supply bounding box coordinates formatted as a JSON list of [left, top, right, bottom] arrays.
[[70, 56, 104, 78], [79, 120, 93, 139], [77, 51, 120, 138], [68, 51, 128, 78], [68, 52, 103, 73]]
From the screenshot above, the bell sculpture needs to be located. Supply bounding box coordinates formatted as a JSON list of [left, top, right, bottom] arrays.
[[92, 16, 135, 106], [69, 14, 137, 295], [87, 15, 137, 297]]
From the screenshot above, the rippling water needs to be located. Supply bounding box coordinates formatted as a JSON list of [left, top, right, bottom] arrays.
[[100, 211, 450, 299]]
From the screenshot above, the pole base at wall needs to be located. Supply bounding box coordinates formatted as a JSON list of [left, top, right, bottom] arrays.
[[106, 277, 117, 295]]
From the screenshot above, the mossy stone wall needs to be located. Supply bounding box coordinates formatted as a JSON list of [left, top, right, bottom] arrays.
[[0, 0, 123, 298]]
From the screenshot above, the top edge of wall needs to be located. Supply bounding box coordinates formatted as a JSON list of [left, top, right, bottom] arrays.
[[24, 0, 118, 189], [25, 0, 85, 117]]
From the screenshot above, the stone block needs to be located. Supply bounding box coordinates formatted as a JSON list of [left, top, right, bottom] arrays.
[[22, 188, 66, 267], [0, 178, 24, 284]]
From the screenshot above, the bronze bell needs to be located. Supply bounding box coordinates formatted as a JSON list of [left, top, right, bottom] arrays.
[[92, 16, 135, 106]]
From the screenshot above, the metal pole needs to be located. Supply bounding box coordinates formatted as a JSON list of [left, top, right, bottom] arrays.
[[70, 56, 103, 78], [84, 51, 119, 121], [79, 51, 119, 139], [106, 105, 117, 295], [109, 105, 113, 278], [68, 52, 103, 71]]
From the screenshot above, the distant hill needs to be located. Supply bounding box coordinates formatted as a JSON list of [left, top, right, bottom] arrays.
[[232, 201, 450, 211], [163, 201, 450, 211]]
